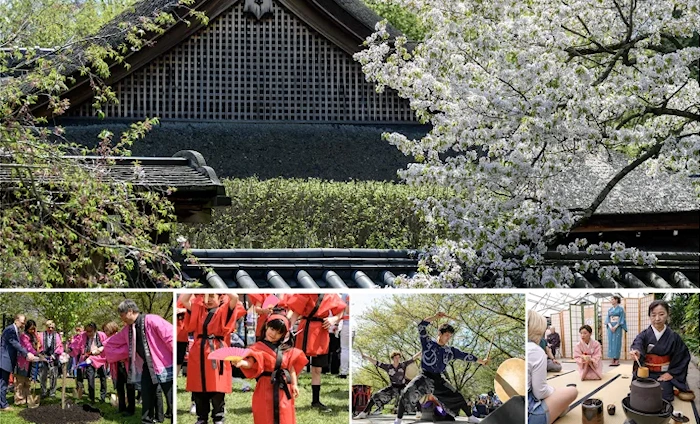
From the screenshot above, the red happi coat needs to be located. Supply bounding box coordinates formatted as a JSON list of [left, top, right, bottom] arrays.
[[248, 294, 288, 340], [185, 295, 246, 393], [176, 301, 190, 343], [241, 342, 308, 424], [285, 294, 347, 357]]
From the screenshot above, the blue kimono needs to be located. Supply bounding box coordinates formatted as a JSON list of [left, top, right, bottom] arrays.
[[606, 305, 627, 359]]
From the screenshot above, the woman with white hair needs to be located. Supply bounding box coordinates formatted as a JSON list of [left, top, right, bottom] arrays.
[[528, 310, 577, 424]]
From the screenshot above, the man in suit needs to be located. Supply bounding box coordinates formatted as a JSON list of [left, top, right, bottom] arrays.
[[1, 314, 37, 411]]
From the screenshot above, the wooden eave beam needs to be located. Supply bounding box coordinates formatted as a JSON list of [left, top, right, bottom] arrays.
[[571, 211, 700, 232]]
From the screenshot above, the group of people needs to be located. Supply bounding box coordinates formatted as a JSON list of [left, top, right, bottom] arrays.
[[177, 292, 349, 424], [354, 312, 490, 424], [540, 296, 627, 379], [0, 316, 62, 410], [528, 299, 695, 424], [0, 300, 174, 424]]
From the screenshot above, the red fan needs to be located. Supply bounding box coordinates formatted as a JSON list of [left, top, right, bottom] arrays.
[[262, 294, 280, 310], [208, 347, 250, 362]]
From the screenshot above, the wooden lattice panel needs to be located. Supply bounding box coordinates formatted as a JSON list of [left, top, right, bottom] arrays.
[[601, 300, 611, 359], [562, 309, 571, 360], [639, 294, 653, 331], [583, 304, 597, 338], [625, 297, 641, 360], [551, 312, 562, 357], [72, 1, 415, 122], [568, 304, 583, 356]]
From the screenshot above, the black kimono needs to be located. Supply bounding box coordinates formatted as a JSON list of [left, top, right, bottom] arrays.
[[630, 325, 690, 401]]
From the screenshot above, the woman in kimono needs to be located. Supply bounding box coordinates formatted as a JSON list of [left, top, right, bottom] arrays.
[[234, 313, 308, 424], [179, 293, 246, 424], [14, 320, 41, 405], [574, 325, 602, 380], [630, 300, 694, 402], [606, 296, 627, 366]]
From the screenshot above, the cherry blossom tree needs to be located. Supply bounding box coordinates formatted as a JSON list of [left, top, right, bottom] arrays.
[[355, 1, 699, 287]]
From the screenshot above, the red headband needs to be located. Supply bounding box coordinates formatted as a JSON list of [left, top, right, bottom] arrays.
[[266, 314, 290, 330]]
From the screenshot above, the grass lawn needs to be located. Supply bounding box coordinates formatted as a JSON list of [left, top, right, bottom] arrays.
[[177, 372, 349, 424], [0, 374, 145, 424]]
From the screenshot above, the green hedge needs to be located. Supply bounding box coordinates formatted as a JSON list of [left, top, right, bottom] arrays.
[[670, 294, 699, 357], [176, 178, 448, 249]]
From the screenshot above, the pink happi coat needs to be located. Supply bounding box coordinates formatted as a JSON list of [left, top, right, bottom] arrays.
[[68, 331, 107, 369], [37, 331, 64, 356], [574, 339, 603, 380], [100, 314, 173, 383], [16, 333, 40, 373]]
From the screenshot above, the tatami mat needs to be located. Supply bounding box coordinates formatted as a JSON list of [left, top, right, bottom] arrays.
[[548, 364, 697, 424]]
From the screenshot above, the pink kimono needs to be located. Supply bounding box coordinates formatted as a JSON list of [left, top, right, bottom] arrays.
[[69, 331, 107, 368], [102, 314, 173, 384], [574, 339, 603, 380]]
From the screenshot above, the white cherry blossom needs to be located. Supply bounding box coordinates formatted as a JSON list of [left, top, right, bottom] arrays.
[[356, 0, 699, 287]]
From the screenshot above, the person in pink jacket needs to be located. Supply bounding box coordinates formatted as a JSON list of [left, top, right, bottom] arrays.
[[38, 320, 63, 398], [102, 299, 173, 424], [69, 323, 108, 403], [14, 320, 41, 405], [574, 325, 603, 380]]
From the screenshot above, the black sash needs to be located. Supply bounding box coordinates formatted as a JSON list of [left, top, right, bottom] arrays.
[[242, 294, 248, 348], [199, 308, 221, 390], [257, 341, 291, 424], [301, 294, 324, 353], [136, 314, 158, 384]]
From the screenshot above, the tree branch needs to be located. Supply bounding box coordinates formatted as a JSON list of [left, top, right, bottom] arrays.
[[574, 140, 665, 230], [647, 106, 700, 122]]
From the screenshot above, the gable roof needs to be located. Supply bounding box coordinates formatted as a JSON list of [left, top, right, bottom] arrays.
[[30, 0, 402, 117]]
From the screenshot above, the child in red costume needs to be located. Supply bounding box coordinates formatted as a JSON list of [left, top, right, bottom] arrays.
[[234, 314, 308, 424], [179, 293, 245, 424]]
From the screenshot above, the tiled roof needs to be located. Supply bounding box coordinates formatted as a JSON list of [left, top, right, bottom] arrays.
[[178, 248, 419, 288], [178, 248, 699, 289], [539, 251, 699, 289], [0, 150, 231, 222], [1, 150, 217, 187]]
